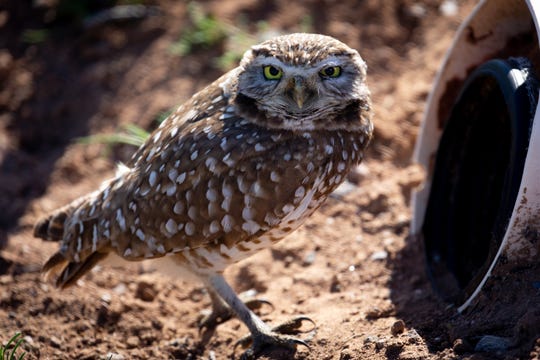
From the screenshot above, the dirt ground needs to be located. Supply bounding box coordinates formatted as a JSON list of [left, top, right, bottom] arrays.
[[1, 0, 539, 359]]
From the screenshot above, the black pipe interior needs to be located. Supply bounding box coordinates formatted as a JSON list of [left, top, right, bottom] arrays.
[[422, 59, 536, 303]]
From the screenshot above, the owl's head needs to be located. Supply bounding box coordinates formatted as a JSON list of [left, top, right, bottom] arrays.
[[234, 33, 371, 132]]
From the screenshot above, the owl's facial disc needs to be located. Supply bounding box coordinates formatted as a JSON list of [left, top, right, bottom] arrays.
[[234, 33, 370, 131]]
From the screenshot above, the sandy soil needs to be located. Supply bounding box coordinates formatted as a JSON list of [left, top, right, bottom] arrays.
[[1, 1, 539, 359]]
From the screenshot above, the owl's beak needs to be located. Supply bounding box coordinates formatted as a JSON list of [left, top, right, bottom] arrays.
[[288, 76, 310, 109]]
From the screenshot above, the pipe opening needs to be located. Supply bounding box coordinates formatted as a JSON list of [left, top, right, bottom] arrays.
[[422, 58, 537, 303]]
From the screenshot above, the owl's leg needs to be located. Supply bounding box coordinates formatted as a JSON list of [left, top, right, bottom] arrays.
[[199, 287, 273, 331], [205, 274, 315, 359]]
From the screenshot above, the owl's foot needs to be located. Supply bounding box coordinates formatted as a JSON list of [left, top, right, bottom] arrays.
[[199, 292, 273, 331], [234, 316, 316, 360], [204, 275, 317, 359]]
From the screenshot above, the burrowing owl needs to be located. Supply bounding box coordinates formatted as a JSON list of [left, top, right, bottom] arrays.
[[35, 33, 372, 358]]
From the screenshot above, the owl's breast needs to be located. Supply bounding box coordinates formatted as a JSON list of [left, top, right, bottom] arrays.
[[179, 128, 367, 272]]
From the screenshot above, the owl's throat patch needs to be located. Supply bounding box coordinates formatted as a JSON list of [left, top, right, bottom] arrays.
[[234, 92, 369, 132]]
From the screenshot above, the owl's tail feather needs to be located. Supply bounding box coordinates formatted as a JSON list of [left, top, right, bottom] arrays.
[[34, 189, 99, 241], [35, 195, 109, 288], [34, 207, 70, 241], [43, 250, 108, 288]]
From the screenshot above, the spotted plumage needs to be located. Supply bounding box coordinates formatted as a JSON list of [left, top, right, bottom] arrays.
[[35, 33, 373, 357]]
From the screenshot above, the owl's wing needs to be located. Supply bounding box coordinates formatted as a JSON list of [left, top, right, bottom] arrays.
[[108, 105, 319, 262], [38, 73, 241, 285]]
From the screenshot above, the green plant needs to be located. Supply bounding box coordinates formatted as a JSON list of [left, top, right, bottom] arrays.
[[78, 124, 151, 148], [154, 109, 174, 126], [77, 107, 173, 152], [169, 2, 227, 56], [0, 333, 26, 360], [21, 29, 49, 44]]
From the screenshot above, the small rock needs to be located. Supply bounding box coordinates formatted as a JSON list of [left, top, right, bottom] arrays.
[[406, 329, 422, 344], [135, 281, 158, 302], [100, 292, 112, 304], [408, 3, 427, 18], [331, 181, 357, 198], [0, 274, 12, 285], [329, 274, 341, 293], [113, 283, 127, 295], [96, 303, 122, 327], [339, 349, 353, 360], [364, 335, 378, 344], [151, 319, 163, 330], [474, 335, 511, 353], [104, 352, 125, 360], [370, 250, 388, 261], [375, 339, 386, 350], [49, 335, 62, 348], [453, 338, 472, 354], [302, 250, 316, 266], [126, 335, 139, 348], [23, 335, 34, 344], [347, 163, 370, 183], [439, 0, 458, 17], [366, 307, 384, 319], [391, 320, 406, 335]]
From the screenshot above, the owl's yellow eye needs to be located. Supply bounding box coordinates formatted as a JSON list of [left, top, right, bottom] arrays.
[[263, 65, 283, 80], [320, 66, 342, 78]]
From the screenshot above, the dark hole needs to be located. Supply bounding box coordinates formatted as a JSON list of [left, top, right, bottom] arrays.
[[422, 59, 536, 303]]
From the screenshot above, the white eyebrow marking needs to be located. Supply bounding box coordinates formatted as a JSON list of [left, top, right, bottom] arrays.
[[255, 55, 346, 76]]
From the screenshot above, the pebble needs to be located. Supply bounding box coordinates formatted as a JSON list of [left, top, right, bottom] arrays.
[[391, 319, 406, 335], [405, 329, 422, 344], [339, 349, 353, 360], [113, 283, 127, 295], [408, 3, 427, 18], [370, 250, 388, 261], [23, 335, 34, 344], [364, 335, 379, 344], [49, 335, 62, 348], [375, 339, 386, 349], [474, 335, 511, 353], [100, 292, 112, 304], [126, 335, 139, 348], [347, 163, 370, 183], [104, 352, 125, 360], [330, 274, 341, 293], [331, 181, 357, 198], [440, 0, 458, 17], [135, 281, 158, 302], [0, 275, 12, 285], [302, 250, 316, 266]]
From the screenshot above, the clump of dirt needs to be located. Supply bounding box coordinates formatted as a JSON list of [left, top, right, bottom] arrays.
[[1, 1, 538, 359]]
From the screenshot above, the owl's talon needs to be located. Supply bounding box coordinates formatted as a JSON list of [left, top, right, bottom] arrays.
[[233, 317, 315, 359], [244, 298, 274, 315], [272, 315, 316, 334]]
